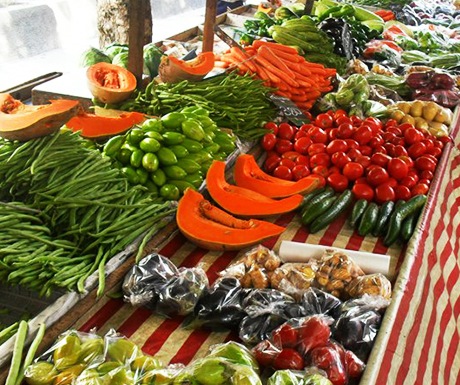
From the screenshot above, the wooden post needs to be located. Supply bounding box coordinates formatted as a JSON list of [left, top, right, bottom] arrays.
[[304, 0, 315, 15], [202, 0, 217, 52], [128, 0, 147, 85]]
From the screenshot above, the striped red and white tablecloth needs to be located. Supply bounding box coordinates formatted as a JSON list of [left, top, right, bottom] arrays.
[[75, 121, 460, 385]]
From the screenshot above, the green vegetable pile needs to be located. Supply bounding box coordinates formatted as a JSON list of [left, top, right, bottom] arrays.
[[118, 72, 277, 141], [0, 130, 176, 296], [102, 106, 237, 199]]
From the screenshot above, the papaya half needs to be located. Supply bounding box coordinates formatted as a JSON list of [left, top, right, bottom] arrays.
[[206, 160, 303, 217], [0, 93, 81, 141], [176, 188, 285, 251], [158, 52, 215, 83], [86, 62, 137, 104], [233, 154, 325, 198], [66, 111, 145, 139]]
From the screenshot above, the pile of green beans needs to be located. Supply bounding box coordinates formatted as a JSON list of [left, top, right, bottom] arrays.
[[118, 72, 277, 140], [0, 130, 176, 296]]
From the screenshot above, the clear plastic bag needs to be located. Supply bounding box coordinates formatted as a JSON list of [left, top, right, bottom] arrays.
[[267, 369, 333, 385], [293, 288, 343, 320], [270, 262, 318, 301], [239, 289, 296, 345], [346, 273, 392, 300]]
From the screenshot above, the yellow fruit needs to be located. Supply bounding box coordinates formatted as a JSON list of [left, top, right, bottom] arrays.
[[391, 109, 405, 122], [400, 114, 415, 125], [421, 101, 439, 122]]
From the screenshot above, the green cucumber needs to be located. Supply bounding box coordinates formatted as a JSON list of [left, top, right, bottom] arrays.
[[301, 196, 337, 226], [299, 186, 328, 210], [349, 199, 368, 229], [357, 202, 379, 237], [384, 195, 427, 246], [310, 189, 353, 233], [372, 200, 395, 237], [300, 186, 335, 214]]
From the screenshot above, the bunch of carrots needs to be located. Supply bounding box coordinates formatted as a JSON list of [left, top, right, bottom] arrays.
[[374, 9, 395, 21], [215, 40, 336, 111]]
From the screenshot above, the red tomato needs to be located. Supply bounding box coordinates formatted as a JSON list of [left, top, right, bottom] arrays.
[[310, 153, 331, 169], [359, 145, 372, 157], [393, 137, 406, 147], [415, 155, 437, 172], [336, 116, 352, 126], [399, 155, 415, 169], [393, 145, 408, 157], [344, 139, 360, 150], [398, 122, 415, 133], [373, 145, 388, 155], [328, 166, 341, 175], [333, 109, 348, 121], [419, 178, 431, 186], [342, 162, 364, 181], [327, 128, 339, 141], [292, 164, 310, 180], [295, 155, 309, 165], [368, 135, 384, 148], [278, 123, 296, 141], [279, 158, 296, 170], [264, 121, 278, 135], [347, 148, 362, 161], [353, 125, 373, 145], [363, 116, 383, 132], [383, 178, 398, 188], [327, 173, 349, 192], [294, 136, 312, 155], [308, 143, 327, 156], [355, 155, 371, 169], [337, 123, 354, 139], [394, 185, 411, 201], [326, 139, 348, 154], [407, 141, 427, 158], [383, 143, 396, 157], [272, 324, 299, 349], [352, 183, 374, 201], [386, 126, 402, 137], [354, 177, 367, 185], [439, 135, 451, 144], [261, 133, 277, 152], [351, 115, 362, 126], [375, 184, 396, 203], [366, 166, 390, 186], [426, 146, 442, 158], [404, 127, 424, 145], [282, 151, 301, 161], [312, 165, 329, 178], [400, 175, 418, 189], [275, 139, 293, 154], [420, 170, 434, 180], [331, 152, 351, 169], [422, 138, 435, 150], [387, 158, 409, 180], [294, 130, 308, 140], [273, 165, 293, 180], [382, 132, 397, 143], [299, 123, 314, 132], [253, 340, 277, 367], [273, 348, 305, 371], [315, 113, 334, 129], [384, 118, 398, 128], [308, 126, 328, 143], [411, 183, 429, 196], [264, 155, 281, 173], [370, 153, 391, 167]]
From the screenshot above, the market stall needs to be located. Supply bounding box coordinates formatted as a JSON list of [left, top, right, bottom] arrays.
[[0, 1, 459, 384]]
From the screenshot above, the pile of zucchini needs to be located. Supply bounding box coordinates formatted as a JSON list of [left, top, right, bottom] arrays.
[[300, 188, 427, 246]]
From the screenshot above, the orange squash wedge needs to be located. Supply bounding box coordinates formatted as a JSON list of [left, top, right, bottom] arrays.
[[87, 62, 137, 104], [206, 160, 303, 217], [158, 52, 215, 83], [234, 154, 325, 198], [0, 93, 81, 141], [176, 188, 285, 251], [66, 111, 145, 138]]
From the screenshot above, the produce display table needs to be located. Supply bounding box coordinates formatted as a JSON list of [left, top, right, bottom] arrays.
[[53, 113, 457, 384]]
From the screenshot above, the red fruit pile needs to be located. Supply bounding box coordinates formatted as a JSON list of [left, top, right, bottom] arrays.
[[252, 315, 365, 385], [260, 111, 450, 203]]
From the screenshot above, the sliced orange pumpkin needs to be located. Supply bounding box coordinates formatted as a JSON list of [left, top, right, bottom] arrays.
[[158, 52, 215, 83], [66, 111, 145, 138], [87, 62, 137, 104], [176, 188, 285, 251], [0, 93, 81, 141], [206, 160, 303, 217], [234, 154, 325, 198]]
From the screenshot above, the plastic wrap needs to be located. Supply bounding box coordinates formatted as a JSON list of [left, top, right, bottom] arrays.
[[345, 273, 392, 300], [220, 245, 282, 289], [333, 295, 390, 362], [122, 253, 209, 317], [314, 251, 365, 299], [267, 369, 333, 385], [270, 262, 318, 301], [193, 277, 248, 329], [252, 315, 365, 385], [239, 289, 295, 345], [297, 288, 343, 320]]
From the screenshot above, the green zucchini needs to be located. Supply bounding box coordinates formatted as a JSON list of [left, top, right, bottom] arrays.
[[358, 202, 379, 237], [349, 199, 368, 229], [310, 189, 353, 233], [300, 187, 335, 214], [372, 200, 395, 237], [301, 196, 337, 226], [384, 195, 427, 247], [299, 186, 328, 211]]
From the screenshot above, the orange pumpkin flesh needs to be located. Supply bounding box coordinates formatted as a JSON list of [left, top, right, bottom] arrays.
[[234, 154, 325, 198], [158, 52, 215, 83], [0, 93, 81, 141], [206, 160, 303, 217], [66, 111, 145, 138], [176, 188, 285, 251], [87, 62, 137, 104]]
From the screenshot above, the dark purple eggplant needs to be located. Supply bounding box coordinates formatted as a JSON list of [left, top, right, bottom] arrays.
[[405, 71, 433, 89], [430, 72, 456, 90]]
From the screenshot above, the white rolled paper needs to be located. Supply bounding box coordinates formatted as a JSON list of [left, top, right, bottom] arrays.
[[278, 241, 391, 276]]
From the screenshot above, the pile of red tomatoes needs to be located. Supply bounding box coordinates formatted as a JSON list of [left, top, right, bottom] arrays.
[[260, 110, 450, 203]]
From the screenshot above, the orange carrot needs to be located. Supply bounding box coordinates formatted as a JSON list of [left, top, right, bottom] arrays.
[[252, 39, 299, 55], [258, 45, 296, 78], [214, 60, 230, 68], [230, 46, 258, 73], [254, 55, 299, 88], [266, 48, 302, 63], [275, 90, 293, 99]]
